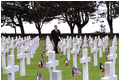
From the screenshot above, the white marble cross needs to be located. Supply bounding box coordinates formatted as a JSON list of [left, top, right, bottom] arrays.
[[98, 38, 103, 57], [32, 38, 36, 54], [102, 37, 105, 52], [3, 55, 19, 80], [16, 37, 21, 55], [82, 36, 88, 48], [46, 44, 61, 80], [101, 62, 117, 80], [61, 39, 66, 54], [9, 37, 17, 55], [88, 36, 91, 41], [71, 43, 79, 68], [92, 38, 99, 66], [30, 40, 34, 58], [1, 43, 9, 67], [108, 41, 117, 75], [80, 48, 91, 80], [64, 40, 71, 61], [17, 45, 27, 76], [89, 38, 94, 53], [72, 37, 76, 43], [25, 42, 31, 65], [66, 36, 69, 41], [63, 40, 67, 55]]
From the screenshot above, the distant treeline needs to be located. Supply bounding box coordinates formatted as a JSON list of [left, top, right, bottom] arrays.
[[1, 33, 119, 39]]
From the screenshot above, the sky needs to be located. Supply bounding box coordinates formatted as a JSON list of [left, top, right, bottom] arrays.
[[1, 1, 120, 34]]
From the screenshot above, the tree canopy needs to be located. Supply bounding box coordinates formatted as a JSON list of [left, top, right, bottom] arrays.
[[1, 1, 119, 37]]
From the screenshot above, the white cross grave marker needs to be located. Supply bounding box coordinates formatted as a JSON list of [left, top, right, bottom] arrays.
[[3, 55, 19, 80], [92, 38, 99, 66], [82, 36, 88, 48], [61, 39, 66, 53], [102, 37, 105, 52], [1, 43, 9, 67], [108, 41, 117, 75], [90, 38, 94, 53], [16, 37, 21, 54], [30, 40, 34, 58], [98, 38, 103, 57], [71, 43, 79, 68], [101, 62, 117, 80], [80, 48, 91, 80], [64, 40, 71, 61], [17, 45, 27, 76], [25, 42, 31, 65], [9, 37, 17, 55], [46, 44, 62, 80]]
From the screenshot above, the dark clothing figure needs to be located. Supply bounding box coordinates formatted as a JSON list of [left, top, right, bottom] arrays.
[[50, 29, 61, 54]]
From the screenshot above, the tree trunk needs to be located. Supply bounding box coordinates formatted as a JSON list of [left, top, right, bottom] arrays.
[[106, 1, 113, 39], [109, 24, 113, 38], [77, 25, 82, 36], [14, 27, 17, 35], [20, 25, 25, 37], [70, 27, 74, 37], [37, 28, 41, 38]]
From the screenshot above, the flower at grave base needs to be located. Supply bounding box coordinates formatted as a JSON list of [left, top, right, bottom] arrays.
[[88, 62, 90, 64], [105, 54, 108, 60], [60, 53, 64, 58], [100, 63, 105, 72], [38, 61, 43, 68], [80, 45, 82, 48], [65, 59, 69, 67], [5, 53, 7, 57]]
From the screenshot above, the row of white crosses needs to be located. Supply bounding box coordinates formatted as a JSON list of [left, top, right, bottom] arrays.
[[53, 35, 118, 80], [92, 36, 100, 66], [17, 36, 40, 76], [1, 36, 40, 80], [46, 38, 62, 80], [101, 35, 117, 80], [1, 36, 20, 80], [80, 36, 91, 80]]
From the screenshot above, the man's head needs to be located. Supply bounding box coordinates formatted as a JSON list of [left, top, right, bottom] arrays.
[[54, 25, 58, 29]]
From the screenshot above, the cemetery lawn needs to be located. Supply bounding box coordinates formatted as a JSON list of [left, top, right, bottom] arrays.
[[1, 38, 119, 80]]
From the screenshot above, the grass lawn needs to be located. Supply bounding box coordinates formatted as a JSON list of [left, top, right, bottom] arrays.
[[1, 38, 119, 80]]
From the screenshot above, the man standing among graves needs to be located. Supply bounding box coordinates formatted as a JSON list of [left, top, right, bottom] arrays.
[[50, 25, 62, 54]]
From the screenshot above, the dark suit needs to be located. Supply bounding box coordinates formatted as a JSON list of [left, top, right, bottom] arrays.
[[50, 29, 61, 53]]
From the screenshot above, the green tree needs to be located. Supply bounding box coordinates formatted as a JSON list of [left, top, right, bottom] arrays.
[[105, 1, 119, 38], [72, 1, 97, 36], [55, 1, 97, 36], [28, 1, 60, 37], [1, 1, 30, 36]]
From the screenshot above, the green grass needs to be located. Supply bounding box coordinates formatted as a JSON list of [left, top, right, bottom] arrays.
[[1, 39, 119, 80]]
